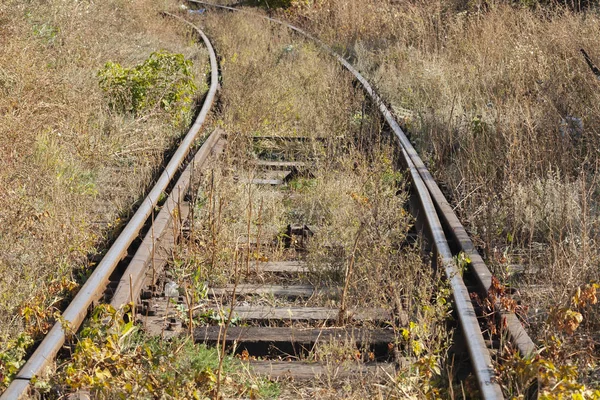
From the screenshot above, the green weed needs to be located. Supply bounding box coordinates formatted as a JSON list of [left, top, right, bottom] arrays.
[[48, 303, 277, 398], [98, 51, 197, 126], [0, 333, 33, 390]]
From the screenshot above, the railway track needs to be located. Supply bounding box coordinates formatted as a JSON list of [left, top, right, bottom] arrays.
[[184, 2, 536, 398], [0, 13, 219, 400], [2, 6, 536, 399], [141, 139, 403, 384]]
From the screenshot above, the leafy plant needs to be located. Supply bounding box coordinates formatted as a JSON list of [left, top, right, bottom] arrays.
[[455, 251, 471, 276], [497, 284, 600, 397], [498, 342, 600, 399], [549, 283, 599, 336], [98, 51, 197, 126], [20, 277, 79, 341], [47, 303, 275, 398], [0, 333, 33, 390]]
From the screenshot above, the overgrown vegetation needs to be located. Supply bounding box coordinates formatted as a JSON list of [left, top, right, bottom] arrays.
[[98, 51, 198, 126], [40, 304, 278, 399], [181, 0, 600, 396], [4, 0, 600, 397], [0, 0, 208, 390], [24, 305, 274, 400], [151, 10, 458, 398], [254, 0, 600, 395]]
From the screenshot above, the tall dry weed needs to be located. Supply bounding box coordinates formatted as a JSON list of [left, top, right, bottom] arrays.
[[264, 0, 600, 390], [0, 0, 208, 363], [172, 9, 456, 396], [271, 0, 600, 298]]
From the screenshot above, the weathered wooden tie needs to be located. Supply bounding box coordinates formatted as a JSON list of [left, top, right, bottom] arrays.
[[199, 306, 391, 323], [246, 361, 397, 380], [207, 284, 338, 299], [254, 260, 309, 273], [195, 326, 395, 346]]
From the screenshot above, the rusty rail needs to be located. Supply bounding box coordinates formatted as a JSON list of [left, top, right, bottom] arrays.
[[109, 11, 224, 310], [109, 126, 223, 309], [0, 15, 219, 400], [187, 2, 537, 398]]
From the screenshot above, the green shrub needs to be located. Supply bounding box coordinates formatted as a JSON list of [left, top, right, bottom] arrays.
[[0, 333, 33, 390], [45, 304, 277, 398], [98, 51, 196, 125]]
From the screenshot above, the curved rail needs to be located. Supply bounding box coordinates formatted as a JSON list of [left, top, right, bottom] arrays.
[[187, 2, 526, 398], [0, 17, 219, 400]]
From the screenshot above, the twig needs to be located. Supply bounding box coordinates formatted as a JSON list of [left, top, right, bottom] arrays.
[[129, 274, 134, 306], [245, 184, 253, 275], [581, 48, 600, 80], [216, 241, 241, 399], [183, 285, 194, 340], [209, 170, 216, 276], [255, 197, 264, 273], [339, 223, 364, 324]]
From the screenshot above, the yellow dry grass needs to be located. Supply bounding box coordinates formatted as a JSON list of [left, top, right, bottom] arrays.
[[272, 0, 600, 394], [0, 0, 207, 353], [197, 0, 600, 395], [282, 0, 600, 293], [171, 10, 454, 398]]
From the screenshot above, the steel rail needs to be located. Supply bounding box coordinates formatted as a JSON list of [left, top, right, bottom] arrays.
[[109, 127, 223, 309], [187, 2, 508, 398], [0, 17, 219, 400]]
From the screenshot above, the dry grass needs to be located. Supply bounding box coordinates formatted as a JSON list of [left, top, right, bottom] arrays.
[[298, 0, 600, 281], [257, 0, 600, 394], [180, 0, 600, 395], [166, 10, 456, 398], [280, 0, 600, 274], [6, 0, 598, 395], [177, 148, 453, 397], [0, 0, 209, 366]]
